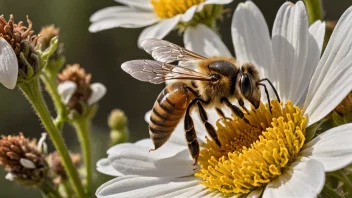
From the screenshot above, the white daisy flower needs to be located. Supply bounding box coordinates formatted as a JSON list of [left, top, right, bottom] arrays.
[[89, 0, 233, 46], [96, 1, 352, 197]]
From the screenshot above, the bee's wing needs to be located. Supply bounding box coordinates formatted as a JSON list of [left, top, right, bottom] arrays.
[[140, 38, 206, 63], [121, 60, 211, 84]]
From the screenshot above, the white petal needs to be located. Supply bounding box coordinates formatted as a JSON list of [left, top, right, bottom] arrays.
[[0, 37, 18, 89], [304, 7, 352, 126], [294, 21, 326, 105], [88, 83, 106, 105], [247, 188, 264, 198], [108, 143, 194, 177], [5, 173, 15, 181], [204, 0, 234, 5], [231, 1, 277, 101], [115, 0, 153, 10], [144, 110, 151, 123], [89, 7, 159, 32], [96, 176, 199, 198], [20, 158, 36, 169], [272, 1, 309, 105], [57, 81, 77, 105], [96, 158, 123, 176], [181, 5, 198, 22], [184, 24, 231, 57], [301, 123, 352, 172], [37, 133, 48, 154], [158, 184, 216, 198], [263, 159, 325, 198], [138, 16, 180, 47], [309, 21, 326, 54], [107, 140, 186, 159]]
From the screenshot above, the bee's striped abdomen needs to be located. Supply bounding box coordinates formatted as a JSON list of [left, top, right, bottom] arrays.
[[149, 82, 189, 150]]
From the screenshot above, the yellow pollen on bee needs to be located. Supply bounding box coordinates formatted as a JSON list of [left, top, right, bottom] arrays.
[[195, 100, 307, 195], [150, 0, 205, 18]]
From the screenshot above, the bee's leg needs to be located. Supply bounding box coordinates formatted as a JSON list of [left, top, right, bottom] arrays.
[[185, 99, 200, 166], [197, 100, 221, 148], [215, 107, 231, 120], [238, 98, 250, 114], [258, 83, 272, 114], [221, 97, 252, 125]]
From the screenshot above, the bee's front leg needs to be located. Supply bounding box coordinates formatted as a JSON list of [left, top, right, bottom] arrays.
[[221, 97, 253, 126], [196, 100, 221, 148]]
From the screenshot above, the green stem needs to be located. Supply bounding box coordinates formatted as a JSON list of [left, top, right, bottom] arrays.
[[40, 73, 66, 129], [40, 180, 61, 198], [321, 184, 343, 198], [62, 180, 73, 198], [304, 0, 324, 24], [72, 118, 92, 196], [19, 79, 85, 198]]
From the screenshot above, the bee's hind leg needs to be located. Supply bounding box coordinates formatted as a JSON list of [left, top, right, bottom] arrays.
[[185, 99, 200, 166]]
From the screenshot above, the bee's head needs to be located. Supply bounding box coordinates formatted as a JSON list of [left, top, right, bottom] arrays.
[[240, 63, 261, 109]]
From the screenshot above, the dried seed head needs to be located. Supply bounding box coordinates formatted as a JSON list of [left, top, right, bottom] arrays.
[[0, 15, 38, 53], [0, 133, 47, 186], [58, 64, 93, 113], [0, 15, 40, 82], [48, 151, 80, 183]]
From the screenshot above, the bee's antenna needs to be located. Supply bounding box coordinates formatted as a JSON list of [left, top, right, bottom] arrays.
[[257, 83, 272, 114], [258, 78, 281, 102]]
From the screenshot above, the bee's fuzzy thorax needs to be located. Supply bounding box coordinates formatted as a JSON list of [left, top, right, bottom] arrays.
[[195, 56, 240, 105]]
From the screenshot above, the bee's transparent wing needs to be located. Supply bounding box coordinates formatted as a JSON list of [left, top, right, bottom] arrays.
[[121, 60, 211, 84], [140, 38, 206, 63]]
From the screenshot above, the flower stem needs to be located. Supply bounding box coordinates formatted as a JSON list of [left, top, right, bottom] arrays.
[[40, 73, 67, 129], [62, 180, 73, 198], [40, 180, 61, 198], [19, 79, 85, 198], [304, 0, 324, 24], [321, 184, 343, 198], [72, 118, 92, 196]]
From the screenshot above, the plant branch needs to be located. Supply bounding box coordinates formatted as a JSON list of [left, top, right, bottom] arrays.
[[72, 118, 92, 196], [19, 79, 85, 198], [304, 0, 324, 24]]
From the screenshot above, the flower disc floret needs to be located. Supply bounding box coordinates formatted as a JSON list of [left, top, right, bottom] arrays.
[[196, 100, 307, 195], [151, 0, 205, 18]]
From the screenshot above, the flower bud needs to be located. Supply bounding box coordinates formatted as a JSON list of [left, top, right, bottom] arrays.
[[108, 109, 129, 145], [37, 25, 65, 74], [108, 109, 127, 130]]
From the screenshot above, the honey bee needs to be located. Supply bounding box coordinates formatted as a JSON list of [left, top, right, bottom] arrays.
[[121, 39, 280, 165]]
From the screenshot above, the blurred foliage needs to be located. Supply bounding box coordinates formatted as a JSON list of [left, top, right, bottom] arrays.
[[0, 0, 350, 197]]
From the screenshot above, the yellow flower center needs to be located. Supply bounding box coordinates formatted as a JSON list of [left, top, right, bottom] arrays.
[[151, 0, 205, 18], [195, 100, 307, 195]]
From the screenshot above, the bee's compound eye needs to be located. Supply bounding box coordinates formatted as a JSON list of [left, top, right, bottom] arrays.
[[240, 74, 253, 99]]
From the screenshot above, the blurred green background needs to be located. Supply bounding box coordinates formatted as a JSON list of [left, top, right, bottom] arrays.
[[0, 0, 350, 197]]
